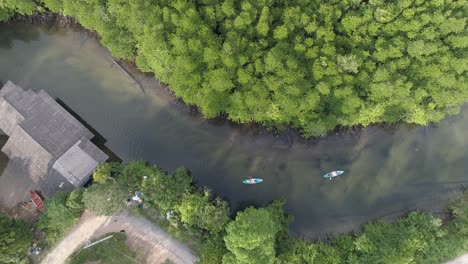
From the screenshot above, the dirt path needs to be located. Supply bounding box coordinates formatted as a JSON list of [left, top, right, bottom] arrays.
[[41, 210, 197, 264], [446, 254, 468, 264]]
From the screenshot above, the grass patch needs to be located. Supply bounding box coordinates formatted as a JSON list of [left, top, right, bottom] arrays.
[[67, 232, 139, 264]]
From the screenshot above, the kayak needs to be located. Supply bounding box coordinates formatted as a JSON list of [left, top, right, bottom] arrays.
[[323, 170, 344, 180], [243, 178, 263, 184]]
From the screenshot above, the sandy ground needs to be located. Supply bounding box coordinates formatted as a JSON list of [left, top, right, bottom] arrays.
[[41, 210, 197, 264], [446, 254, 468, 264]]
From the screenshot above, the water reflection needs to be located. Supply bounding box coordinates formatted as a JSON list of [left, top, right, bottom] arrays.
[[0, 24, 467, 238]]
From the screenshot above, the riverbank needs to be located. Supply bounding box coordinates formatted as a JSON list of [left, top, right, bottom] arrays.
[[36, 160, 468, 263], [1, 13, 427, 141], [2, 21, 468, 239]]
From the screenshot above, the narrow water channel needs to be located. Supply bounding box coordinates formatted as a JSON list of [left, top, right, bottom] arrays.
[[1, 24, 467, 238]]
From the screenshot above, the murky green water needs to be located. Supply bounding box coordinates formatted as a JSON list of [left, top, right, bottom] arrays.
[[1, 24, 467, 238]]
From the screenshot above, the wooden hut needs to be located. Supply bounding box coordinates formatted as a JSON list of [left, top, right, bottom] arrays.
[[0, 81, 108, 196]]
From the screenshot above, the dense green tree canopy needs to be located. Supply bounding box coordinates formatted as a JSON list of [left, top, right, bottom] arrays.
[[0, 215, 33, 264], [178, 192, 230, 233], [354, 212, 443, 264], [0, 0, 37, 21], [37, 0, 467, 137], [223, 207, 281, 264], [141, 167, 192, 211]]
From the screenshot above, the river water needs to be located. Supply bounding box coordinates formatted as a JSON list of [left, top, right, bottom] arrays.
[[1, 24, 467, 238]]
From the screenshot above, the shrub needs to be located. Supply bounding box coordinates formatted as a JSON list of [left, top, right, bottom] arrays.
[[82, 183, 127, 216]]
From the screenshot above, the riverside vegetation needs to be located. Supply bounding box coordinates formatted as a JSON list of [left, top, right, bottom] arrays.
[[4, 161, 463, 264], [1, 0, 467, 137]]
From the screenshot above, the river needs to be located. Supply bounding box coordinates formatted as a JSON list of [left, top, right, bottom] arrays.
[[1, 23, 467, 238]]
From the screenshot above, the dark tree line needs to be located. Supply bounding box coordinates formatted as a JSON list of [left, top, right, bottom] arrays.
[[1, 0, 467, 136]]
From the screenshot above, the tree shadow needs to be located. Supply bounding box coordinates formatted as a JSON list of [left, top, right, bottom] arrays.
[[0, 23, 42, 49], [231, 200, 263, 218], [0, 135, 8, 177]]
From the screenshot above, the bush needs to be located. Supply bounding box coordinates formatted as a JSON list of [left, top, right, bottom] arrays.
[[223, 206, 281, 264], [354, 212, 442, 264], [66, 189, 85, 211], [178, 193, 230, 233], [93, 163, 112, 184], [0, 215, 33, 264], [199, 234, 227, 264], [38, 191, 83, 245], [118, 161, 158, 191], [141, 167, 192, 211], [82, 182, 127, 216], [419, 193, 468, 263]]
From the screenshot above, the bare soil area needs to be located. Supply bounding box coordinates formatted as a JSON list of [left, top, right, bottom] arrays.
[[41, 210, 197, 264]]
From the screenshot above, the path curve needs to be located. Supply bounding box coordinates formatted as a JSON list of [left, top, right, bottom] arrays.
[[446, 254, 468, 264], [41, 210, 197, 264]]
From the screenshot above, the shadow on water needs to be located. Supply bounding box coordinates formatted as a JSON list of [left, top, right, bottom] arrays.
[[232, 200, 264, 217], [56, 99, 121, 162], [0, 23, 43, 49]]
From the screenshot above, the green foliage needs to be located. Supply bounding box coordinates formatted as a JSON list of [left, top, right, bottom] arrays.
[[0, 215, 33, 264], [418, 193, 468, 263], [82, 182, 127, 216], [266, 200, 294, 255], [38, 191, 83, 245], [0, 0, 37, 21], [93, 163, 112, 184], [277, 240, 318, 264], [355, 212, 442, 264], [178, 192, 230, 233], [314, 242, 342, 264], [68, 232, 138, 264], [141, 167, 192, 211], [39, 0, 468, 137], [118, 161, 156, 190], [66, 188, 85, 211], [199, 233, 228, 264], [450, 192, 468, 234], [223, 207, 281, 264]]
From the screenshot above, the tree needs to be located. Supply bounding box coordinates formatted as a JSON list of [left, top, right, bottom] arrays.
[[450, 192, 468, 234], [118, 161, 156, 190], [93, 163, 112, 184], [142, 167, 192, 211], [38, 0, 468, 138], [0, 215, 33, 264], [200, 233, 228, 264], [0, 0, 37, 21], [178, 193, 230, 233], [223, 207, 280, 264], [354, 212, 442, 264], [82, 182, 127, 216], [38, 192, 83, 245]]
